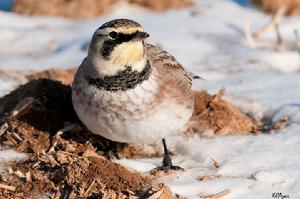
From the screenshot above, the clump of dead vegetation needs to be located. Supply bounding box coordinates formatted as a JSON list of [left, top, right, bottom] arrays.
[[244, 3, 300, 56], [12, 0, 194, 19], [252, 0, 300, 16], [188, 90, 257, 137]]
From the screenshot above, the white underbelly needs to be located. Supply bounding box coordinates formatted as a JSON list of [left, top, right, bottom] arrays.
[[74, 97, 192, 144]]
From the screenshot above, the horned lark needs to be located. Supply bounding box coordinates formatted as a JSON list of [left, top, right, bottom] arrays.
[[72, 19, 194, 170]]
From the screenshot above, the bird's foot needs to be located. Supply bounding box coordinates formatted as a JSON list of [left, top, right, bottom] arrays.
[[106, 141, 124, 160], [151, 165, 184, 173], [150, 138, 184, 175], [150, 162, 184, 175]]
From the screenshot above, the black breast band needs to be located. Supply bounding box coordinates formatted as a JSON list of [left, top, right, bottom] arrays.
[[88, 61, 152, 91]]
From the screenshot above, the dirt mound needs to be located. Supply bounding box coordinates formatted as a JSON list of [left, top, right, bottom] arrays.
[[26, 68, 77, 85], [13, 0, 115, 20], [0, 79, 76, 134], [12, 0, 194, 19], [1, 120, 161, 198], [0, 79, 172, 198], [129, 0, 194, 11], [187, 90, 257, 137], [252, 0, 300, 16]]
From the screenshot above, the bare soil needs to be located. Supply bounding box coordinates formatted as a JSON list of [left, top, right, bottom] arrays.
[[188, 90, 257, 137], [12, 0, 194, 19]]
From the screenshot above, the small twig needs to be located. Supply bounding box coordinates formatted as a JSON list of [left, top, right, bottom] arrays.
[[8, 167, 13, 174], [47, 123, 75, 154], [148, 187, 165, 199], [196, 107, 212, 119], [254, 6, 287, 38], [8, 97, 35, 119], [25, 171, 31, 182], [197, 174, 224, 182], [48, 154, 60, 166], [275, 24, 286, 51], [52, 190, 61, 199], [11, 132, 23, 142], [0, 183, 16, 191], [275, 24, 283, 44], [216, 88, 225, 98], [14, 170, 25, 179], [0, 123, 9, 136], [198, 189, 231, 199], [244, 17, 256, 48], [84, 179, 95, 197], [211, 158, 220, 168]]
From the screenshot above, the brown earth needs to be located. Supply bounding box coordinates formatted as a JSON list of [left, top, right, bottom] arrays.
[[129, 0, 194, 11], [252, 0, 300, 15], [26, 68, 77, 85], [1, 119, 171, 198], [12, 0, 194, 19], [188, 90, 257, 137]]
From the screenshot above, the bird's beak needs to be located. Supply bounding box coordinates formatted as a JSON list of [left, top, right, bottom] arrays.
[[133, 31, 149, 41]]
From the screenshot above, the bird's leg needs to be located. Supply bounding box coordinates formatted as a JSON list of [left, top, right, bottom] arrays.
[[152, 138, 184, 172], [162, 138, 173, 168]]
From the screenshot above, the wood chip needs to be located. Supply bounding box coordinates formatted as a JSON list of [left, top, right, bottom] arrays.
[[0, 183, 16, 191], [11, 131, 23, 142], [197, 174, 224, 181], [25, 171, 31, 182], [8, 167, 13, 174], [52, 190, 61, 199], [211, 158, 220, 168], [14, 170, 25, 178], [281, 116, 289, 122], [48, 154, 60, 166], [273, 123, 285, 129], [83, 179, 95, 197], [147, 187, 165, 199], [0, 123, 9, 136], [47, 123, 75, 154]]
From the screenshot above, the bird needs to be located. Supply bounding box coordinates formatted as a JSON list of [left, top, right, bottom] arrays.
[[72, 19, 194, 170]]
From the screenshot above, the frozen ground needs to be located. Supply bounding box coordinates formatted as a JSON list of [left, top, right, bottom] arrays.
[[0, 0, 300, 198]]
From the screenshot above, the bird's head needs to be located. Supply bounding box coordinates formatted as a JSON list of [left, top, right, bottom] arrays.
[[87, 19, 149, 77]]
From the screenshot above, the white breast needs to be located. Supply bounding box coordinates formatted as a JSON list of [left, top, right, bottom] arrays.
[[72, 70, 193, 144]]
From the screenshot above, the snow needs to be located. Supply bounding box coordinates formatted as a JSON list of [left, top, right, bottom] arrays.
[[0, 149, 27, 173], [1, 0, 300, 198]]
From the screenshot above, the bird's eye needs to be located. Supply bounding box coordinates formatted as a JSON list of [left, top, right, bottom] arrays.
[[109, 31, 119, 40]]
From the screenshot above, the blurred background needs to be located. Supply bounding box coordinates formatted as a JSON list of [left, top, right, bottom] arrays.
[[0, 0, 300, 106]]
